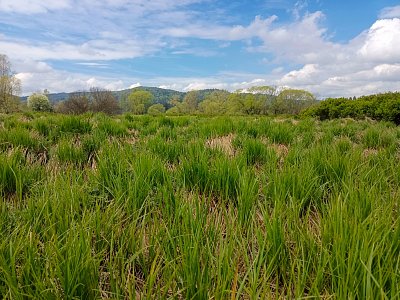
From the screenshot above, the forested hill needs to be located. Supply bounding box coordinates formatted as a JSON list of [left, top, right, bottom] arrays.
[[21, 87, 225, 106]]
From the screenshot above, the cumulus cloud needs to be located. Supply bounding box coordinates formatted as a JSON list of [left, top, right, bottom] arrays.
[[280, 64, 320, 86], [275, 17, 400, 97], [358, 19, 400, 63]]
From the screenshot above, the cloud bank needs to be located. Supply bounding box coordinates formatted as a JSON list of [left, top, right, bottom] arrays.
[[0, 1, 399, 97]]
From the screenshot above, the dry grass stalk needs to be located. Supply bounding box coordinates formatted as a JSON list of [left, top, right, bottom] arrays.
[[205, 133, 236, 157]]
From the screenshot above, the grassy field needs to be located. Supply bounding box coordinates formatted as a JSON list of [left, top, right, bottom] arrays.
[[1, 112, 400, 299]]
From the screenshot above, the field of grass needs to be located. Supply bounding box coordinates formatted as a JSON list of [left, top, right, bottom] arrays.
[[1, 112, 400, 299]]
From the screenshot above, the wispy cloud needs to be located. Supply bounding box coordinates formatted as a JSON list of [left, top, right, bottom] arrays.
[[75, 63, 109, 67], [379, 5, 400, 19], [0, 0, 71, 14]]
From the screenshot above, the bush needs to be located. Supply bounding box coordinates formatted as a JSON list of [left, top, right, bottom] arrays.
[[58, 92, 90, 114], [27, 93, 52, 112], [147, 104, 165, 116], [302, 92, 400, 124]]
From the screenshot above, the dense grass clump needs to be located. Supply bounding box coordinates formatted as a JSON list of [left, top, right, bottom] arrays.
[[0, 149, 43, 200], [1, 113, 400, 299]]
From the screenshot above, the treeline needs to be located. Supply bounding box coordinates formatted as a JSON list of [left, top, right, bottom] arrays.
[[162, 88, 317, 116], [26, 86, 317, 116], [302, 92, 400, 124], [3, 53, 400, 122]]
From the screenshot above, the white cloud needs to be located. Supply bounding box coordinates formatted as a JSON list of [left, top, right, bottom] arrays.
[[129, 83, 141, 89], [274, 16, 400, 97], [86, 78, 126, 91], [0, 0, 204, 63], [0, 36, 162, 61], [12, 60, 53, 74], [162, 15, 278, 41], [271, 67, 285, 74], [14, 66, 135, 95], [292, 0, 308, 20], [183, 82, 228, 91], [358, 19, 400, 63], [0, 0, 205, 15], [0, 0, 71, 14], [379, 5, 400, 19], [280, 64, 320, 86], [76, 62, 109, 67], [277, 62, 400, 98]]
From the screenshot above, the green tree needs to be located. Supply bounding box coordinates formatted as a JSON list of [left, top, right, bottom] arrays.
[[275, 89, 316, 115], [247, 85, 278, 114], [247, 85, 277, 95], [147, 103, 165, 116], [181, 90, 200, 114], [167, 94, 185, 115], [243, 94, 263, 114], [169, 94, 182, 107], [302, 92, 400, 124], [0, 54, 21, 113], [128, 90, 154, 114], [27, 93, 52, 112], [226, 92, 246, 115], [200, 90, 229, 115], [225, 92, 263, 115], [165, 106, 180, 116]]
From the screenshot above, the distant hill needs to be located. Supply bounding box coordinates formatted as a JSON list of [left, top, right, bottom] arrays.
[[21, 92, 70, 103], [21, 87, 227, 108]]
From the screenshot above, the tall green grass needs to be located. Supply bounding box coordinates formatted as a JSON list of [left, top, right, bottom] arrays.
[[0, 113, 399, 298]]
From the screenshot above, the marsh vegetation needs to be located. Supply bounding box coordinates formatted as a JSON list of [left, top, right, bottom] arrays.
[[1, 113, 400, 299]]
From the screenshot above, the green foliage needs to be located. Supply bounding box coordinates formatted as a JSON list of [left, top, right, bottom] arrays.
[[303, 92, 400, 124], [199, 90, 230, 115], [275, 89, 316, 114], [59, 115, 92, 134], [96, 117, 127, 137], [0, 127, 43, 152], [127, 90, 154, 114], [147, 103, 165, 116], [182, 90, 200, 114], [55, 138, 87, 165], [241, 138, 275, 165], [0, 149, 42, 199], [0, 113, 400, 299], [165, 106, 180, 116], [27, 93, 52, 112], [362, 127, 395, 149], [164, 86, 316, 116]]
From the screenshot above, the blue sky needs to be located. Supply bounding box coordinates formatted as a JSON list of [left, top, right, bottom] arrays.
[[0, 0, 399, 97]]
